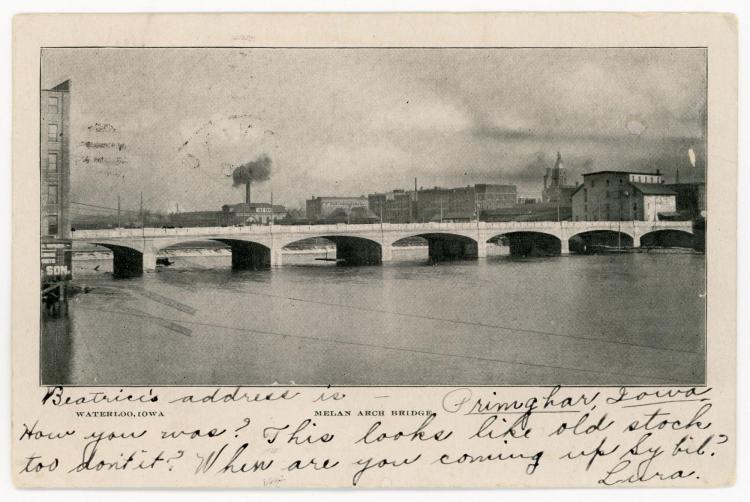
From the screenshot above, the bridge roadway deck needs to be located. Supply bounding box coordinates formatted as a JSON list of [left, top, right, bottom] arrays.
[[70, 220, 695, 273]]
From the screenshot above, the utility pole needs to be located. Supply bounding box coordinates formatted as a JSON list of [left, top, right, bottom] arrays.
[[617, 190, 622, 250], [412, 177, 417, 223], [139, 191, 144, 229], [117, 195, 121, 229], [414, 177, 419, 223], [474, 191, 479, 222]]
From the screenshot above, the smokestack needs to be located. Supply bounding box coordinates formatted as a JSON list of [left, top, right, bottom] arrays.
[[232, 154, 272, 204]]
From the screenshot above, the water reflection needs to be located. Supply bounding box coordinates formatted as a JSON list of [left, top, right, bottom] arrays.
[[40, 308, 73, 384], [42, 253, 706, 386]]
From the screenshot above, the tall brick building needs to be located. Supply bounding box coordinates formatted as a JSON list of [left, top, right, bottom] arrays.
[[40, 79, 72, 285], [41, 80, 71, 240]]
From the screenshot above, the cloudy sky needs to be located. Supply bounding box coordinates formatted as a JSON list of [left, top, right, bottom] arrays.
[[42, 48, 706, 213]]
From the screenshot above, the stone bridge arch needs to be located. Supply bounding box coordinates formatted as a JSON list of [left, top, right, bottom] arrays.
[[639, 228, 695, 248], [280, 234, 384, 266], [486, 230, 563, 257], [81, 235, 277, 276], [84, 241, 146, 278], [390, 231, 479, 262], [153, 237, 273, 270], [567, 229, 635, 254]]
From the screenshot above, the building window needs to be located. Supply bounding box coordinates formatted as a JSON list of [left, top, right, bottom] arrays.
[[590, 180, 595, 188], [47, 216, 58, 235], [47, 153, 58, 172], [47, 185, 58, 204], [47, 123, 58, 141], [606, 179, 610, 186], [48, 96, 59, 113]]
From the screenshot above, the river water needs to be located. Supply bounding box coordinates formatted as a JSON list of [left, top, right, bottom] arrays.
[[42, 249, 706, 386]]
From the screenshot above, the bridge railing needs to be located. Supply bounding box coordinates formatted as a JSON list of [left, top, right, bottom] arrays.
[[70, 219, 693, 240]]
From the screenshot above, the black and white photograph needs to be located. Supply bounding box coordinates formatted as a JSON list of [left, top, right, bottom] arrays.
[[40, 47, 707, 387]]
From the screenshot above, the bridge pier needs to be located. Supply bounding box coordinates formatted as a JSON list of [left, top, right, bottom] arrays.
[[143, 248, 157, 272], [270, 247, 283, 267], [560, 240, 569, 255], [476, 242, 487, 259], [381, 244, 393, 263], [632, 234, 641, 248]]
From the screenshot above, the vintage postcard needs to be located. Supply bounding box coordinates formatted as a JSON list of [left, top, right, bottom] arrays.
[[12, 12, 737, 488]]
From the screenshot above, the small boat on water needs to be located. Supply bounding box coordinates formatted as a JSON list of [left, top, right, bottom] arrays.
[[586, 245, 636, 254], [156, 257, 174, 266]]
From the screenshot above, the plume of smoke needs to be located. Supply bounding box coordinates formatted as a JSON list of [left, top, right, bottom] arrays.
[[232, 154, 272, 186]]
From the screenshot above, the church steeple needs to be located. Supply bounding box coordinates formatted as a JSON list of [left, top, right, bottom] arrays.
[[553, 151, 566, 186]]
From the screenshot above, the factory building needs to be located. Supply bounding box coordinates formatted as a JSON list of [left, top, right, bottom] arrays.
[[571, 170, 677, 221], [368, 184, 517, 223], [306, 196, 369, 221]]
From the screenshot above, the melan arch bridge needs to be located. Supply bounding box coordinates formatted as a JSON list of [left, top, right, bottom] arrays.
[[70, 220, 696, 278]]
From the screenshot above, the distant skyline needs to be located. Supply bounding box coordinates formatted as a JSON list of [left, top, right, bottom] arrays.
[[42, 47, 707, 213]]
